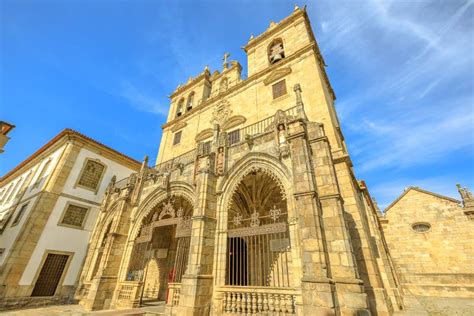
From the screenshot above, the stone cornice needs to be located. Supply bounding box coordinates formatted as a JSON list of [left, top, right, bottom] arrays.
[[293, 190, 317, 199]]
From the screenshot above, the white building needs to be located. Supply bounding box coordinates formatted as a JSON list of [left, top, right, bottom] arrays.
[[0, 129, 141, 309]]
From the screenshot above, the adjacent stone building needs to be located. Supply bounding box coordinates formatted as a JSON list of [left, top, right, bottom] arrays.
[[0, 129, 140, 309], [75, 7, 404, 315], [381, 186, 474, 299]]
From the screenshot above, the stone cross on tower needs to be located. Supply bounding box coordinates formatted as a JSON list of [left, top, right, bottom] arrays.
[[223, 52, 230, 70]]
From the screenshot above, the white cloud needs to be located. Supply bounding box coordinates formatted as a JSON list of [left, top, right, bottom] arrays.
[[119, 81, 168, 116]]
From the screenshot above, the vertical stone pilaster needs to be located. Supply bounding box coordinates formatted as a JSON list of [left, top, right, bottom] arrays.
[[84, 199, 132, 311], [286, 120, 335, 315], [175, 154, 217, 316], [306, 122, 370, 315]]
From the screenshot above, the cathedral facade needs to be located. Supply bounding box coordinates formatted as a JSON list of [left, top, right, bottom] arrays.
[[75, 8, 405, 315]]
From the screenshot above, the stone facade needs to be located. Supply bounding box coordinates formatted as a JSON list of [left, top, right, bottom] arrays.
[[0, 129, 140, 310], [382, 186, 474, 299], [75, 7, 404, 316]]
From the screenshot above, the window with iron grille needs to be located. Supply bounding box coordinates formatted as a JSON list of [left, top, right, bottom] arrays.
[[12, 203, 28, 226], [173, 131, 182, 145], [61, 204, 89, 228], [31, 253, 69, 297], [228, 129, 240, 145], [272, 80, 287, 99], [77, 160, 105, 191]]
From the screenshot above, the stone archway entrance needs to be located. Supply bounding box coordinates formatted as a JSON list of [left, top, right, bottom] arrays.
[[124, 196, 192, 306], [220, 170, 296, 314]]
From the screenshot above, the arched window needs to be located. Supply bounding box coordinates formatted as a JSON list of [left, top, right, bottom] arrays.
[[220, 77, 228, 93], [176, 99, 184, 117], [268, 38, 285, 64], [186, 92, 194, 111]]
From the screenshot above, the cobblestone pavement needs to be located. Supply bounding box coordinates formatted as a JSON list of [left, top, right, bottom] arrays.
[[0, 301, 165, 315]]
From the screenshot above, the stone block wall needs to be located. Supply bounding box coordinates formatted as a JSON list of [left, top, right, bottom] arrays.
[[383, 188, 474, 298]]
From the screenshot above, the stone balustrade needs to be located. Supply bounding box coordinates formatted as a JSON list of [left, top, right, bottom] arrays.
[[218, 286, 296, 314], [167, 282, 181, 306], [115, 281, 142, 309]]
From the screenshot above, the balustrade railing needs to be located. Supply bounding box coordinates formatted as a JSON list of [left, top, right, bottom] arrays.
[[219, 286, 296, 314], [226, 104, 303, 147], [167, 283, 181, 306], [155, 148, 196, 170]]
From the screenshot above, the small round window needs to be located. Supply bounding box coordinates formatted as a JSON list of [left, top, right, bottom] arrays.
[[411, 222, 431, 233]]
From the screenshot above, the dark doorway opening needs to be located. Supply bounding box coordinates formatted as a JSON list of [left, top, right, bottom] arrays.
[[227, 237, 248, 286]]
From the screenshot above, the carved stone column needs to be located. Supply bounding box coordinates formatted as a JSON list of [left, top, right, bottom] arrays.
[[84, 198, 133, 311], [286, 119, 336, 315], [306, 121, 370, 315], [173, 154, 217, 316]]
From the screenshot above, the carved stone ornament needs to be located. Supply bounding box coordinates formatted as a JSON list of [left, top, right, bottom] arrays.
[[159, 199, 176, 220], [222, 115, 246, 131], [161, 171, 170, 190], [215, 146, 226, 176], [275, 117, 290, 159], [263, 67, 292, 85], [457, 184, 473, 201], [171, 121, 187, 132], [211, 99, 233, 126], [195, 128, 214, 142]]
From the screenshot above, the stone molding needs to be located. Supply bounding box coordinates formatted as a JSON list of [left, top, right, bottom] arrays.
[[263, 67, 292, 85]]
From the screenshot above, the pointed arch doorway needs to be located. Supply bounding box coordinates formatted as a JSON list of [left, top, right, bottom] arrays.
[[220, 169, 297, 314], [125, 195, 192, 306]]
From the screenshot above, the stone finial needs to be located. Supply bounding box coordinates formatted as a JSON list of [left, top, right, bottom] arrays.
[[141, 155, 149, 172], [269, 21, 277, 28], [457, 184, 474, 218], [457, 184, 473, 204], [294, 4, 300, 11], [223, 52, 230, 70], [249, 33, 254, 40]]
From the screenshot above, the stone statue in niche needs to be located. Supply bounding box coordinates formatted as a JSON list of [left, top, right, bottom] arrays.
[[216, 147, 225, 175], [277, 123, 290, 159]]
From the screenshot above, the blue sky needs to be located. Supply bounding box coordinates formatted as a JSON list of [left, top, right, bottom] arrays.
[[1, 0, 473, 208]]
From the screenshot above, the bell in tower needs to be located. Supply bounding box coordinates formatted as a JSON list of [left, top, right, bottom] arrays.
[[269, 39, 285, 64]]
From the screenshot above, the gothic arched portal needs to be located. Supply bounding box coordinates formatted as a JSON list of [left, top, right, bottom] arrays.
[[225, 170, 293, 287], [126, 195, 193, 302]]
